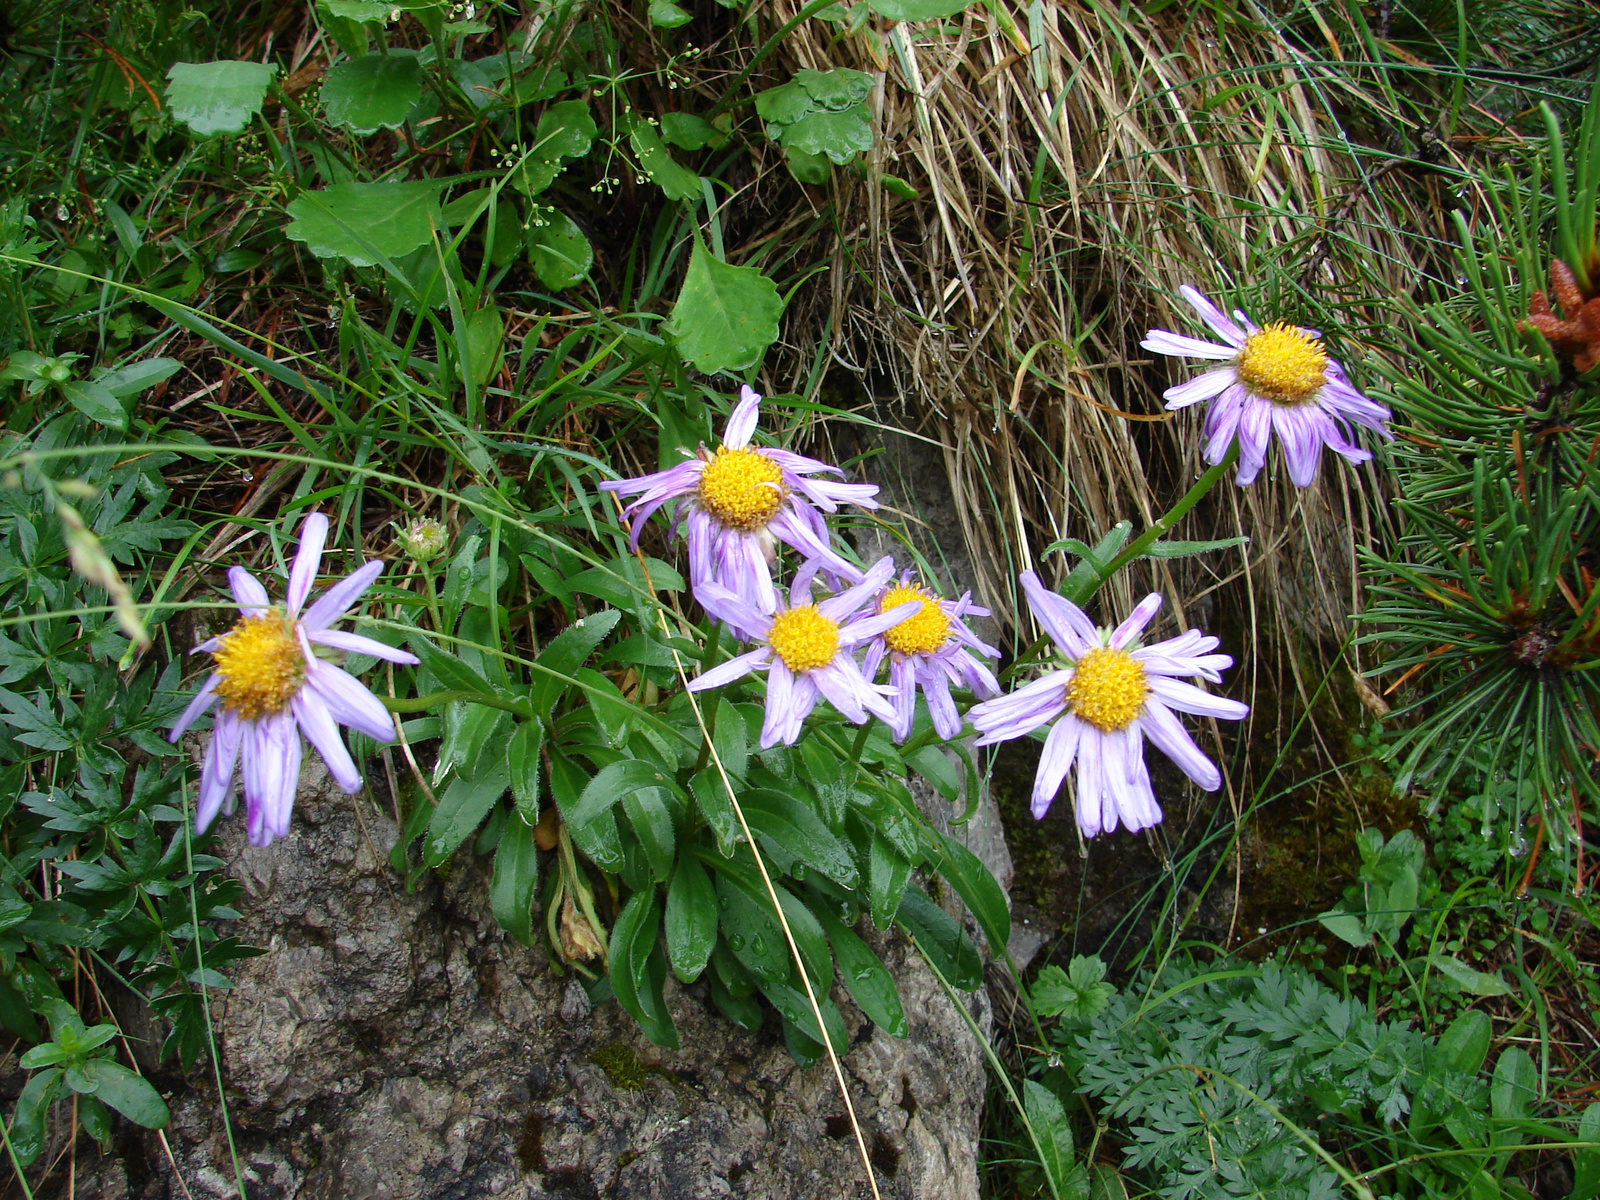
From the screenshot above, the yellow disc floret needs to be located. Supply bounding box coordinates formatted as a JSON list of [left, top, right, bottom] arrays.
[[697, 446, 786, 532], [212, 609, 306, 720], [1066, 647, 1147, 733], [880, 584, 951, 656], [1235, 322, 1329, 404], [766, 604, 841, 673]]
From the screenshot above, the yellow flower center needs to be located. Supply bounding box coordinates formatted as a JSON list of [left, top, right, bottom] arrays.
[[880, 584, 951, 655], [1235, 322, 1329, 404], [212, 609, 305, 720], [766, 604, 840, 673], [1066, 647, 1147, 733], [697, 446, 786, 532]]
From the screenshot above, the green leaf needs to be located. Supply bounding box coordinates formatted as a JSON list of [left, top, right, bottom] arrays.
[[409, 632, 499, 698], [566, 759, 676, 829], [507, 718, 543, 822], [762, 982, 848, 1055], [529, 610, 621, 719], [1490, 1046, 1537, 1125], [864, 826, 913, 929], [869, 0, 972, 19], [622, 788, 678, 883], [925, 832, 1009, 957], [321, 53, 424, 133], [713, 868, 792, 984], [324, 0, 393, 17], [1024, 1080, 1086, 1199], [1571, 1104, 1600, 1200], [96, 357, 180, 399], [795, 68, 875, 109], [784, 146, 830, 185], [754, 80, 814, 125], [490, 814, 540, 945], [1143, 536, 1250, 559], [1436, 1007, 1492, 1075], [710, 971, 763, 1030], [819, 910, 905, 1037], [896, 886, 981, 990], [76, 1060, 168, 1129], [630, 121, 703, 203], [610, 891, 679, 1048], [533, 100, 597, 162], [526, 210, 593, 290], [1429, 954, 1510, 997], [741, 789, 859, 889], [461, 302, 504, 386], [907, 745, 960, 802], [1316, 907, 1370, 948], [284, 181, 446, 267], [648, 0, 693, 25], [690, 767, 741, 857], [424, 765, 510, 867], [666, 239, 782, 375], [437, 704, 512, 783], [778, 106, 872, 164], [665, 857, 718, 983], [661, 112, 718, 150], [1031, 956, 1114, 1021], [165, 61, 277, 136], [9, 1067, 61, 1166], [60, 381, 127, 430], [548, 750, 623, 870]]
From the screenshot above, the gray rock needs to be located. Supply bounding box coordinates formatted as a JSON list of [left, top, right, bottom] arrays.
[[62, 762, 988, 1200]]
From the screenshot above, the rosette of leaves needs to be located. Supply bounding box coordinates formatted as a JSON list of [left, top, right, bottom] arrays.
[[1359, 86, 1600, 866], [754, 69, 876, 184]]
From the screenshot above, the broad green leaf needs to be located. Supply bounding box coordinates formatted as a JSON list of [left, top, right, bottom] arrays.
[[754, 80, 814, 125], [424, 765, 509, 866], [778, 106, 872, 163], [741, 789, 858, 889], [284, 181, 446, 267], [490, 814, 540, 945], [622, 788, 677, 883], [661, 112, 718, 150], [896, 886, 981, 990], [648, 0, 692, 26], [1031, 956, 1114, 1021], [712, 698, 749, 780], [1024, 1081, 1086, 1199], [9, 1068, 61, 1165], [528, 610, 621, 719], [409, 632, 499, 697], [77, 1060, 168, 1128], [1571, 1104, 1600, 1200], [762, 982, 848, 1055], [1429, 953, 1510, 997], [710, 971, 763, 1030], [324, 0, 393, 17], [818, 910, 905, 1037], [666, 239, 782, 375], [165, 61, 277, 136], [795, 68, 875, 109], [907, 745, 960, 802], [690, 767, 741, 857], [713, 868, 791, 984], [534, 100, 597, 162], [869, 0, 972, 19], [785, 146, 830, 185], [1144, 536, 1250, 559], [1490, 1046, 1537, 1124], [548, 750, 623, 870], [629, 121, 702, 202], [567, 554, 685, 610], [60, 381, 126, 430], [321, 53, 424, 133], [925, 831, 1009, 957], [1436, 1007, 1492, 1075], [96, 357, 180, 399], [506, 718, 543, 822], [462, 302, 504, 385], [665, 857, 718, 982], [436, 704, 511, 783], [526, 210, 593, 290], [566, 759, 676, 829], [1316, 906, 1369, 948], [863, 826, 913, 929], [610, 891, 679, 1048]]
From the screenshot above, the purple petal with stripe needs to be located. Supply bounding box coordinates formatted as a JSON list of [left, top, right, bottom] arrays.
[[287, 513, 328, 615], [724, 385, 762, 449], [229, 567, 270, 616], [305, 660, 395, 742], [1146, 675, 1249, 720], [195, 709, 242, 834], [170, 674, 220, 740], [309, 629, 420, 664], [1019, 570, 1096, 656], [300, 560, 385, 632], [1109, 593, 1163, 649], [1031, 715, 1082, 818], [1178, 285, 1248, 344]]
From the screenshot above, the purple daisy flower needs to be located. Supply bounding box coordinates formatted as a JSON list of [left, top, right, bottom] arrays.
[[1141, 285, 1392, 487], [689, 556, 919, 749], [169, 513, 419, 848], [859, 571, 1001, 742], [968, 571, 1249, 838], [599, 385, 877, 629]]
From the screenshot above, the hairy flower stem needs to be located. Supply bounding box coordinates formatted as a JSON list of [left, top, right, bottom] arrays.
[[1100, 441, 1240, 581]]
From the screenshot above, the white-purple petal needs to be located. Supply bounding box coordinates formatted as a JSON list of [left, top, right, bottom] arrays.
[[170, 674, 221, 740], [300, 560, 385, 632], [1140, 330, 1238, 360], [724, 385, 762, 449], [195, 709, 242, 834], [309, 629, 421, 664], [1146, 675, 1250, 720], [1031, 716, 1082, 819], [839, 599, 920, 647], [305, 660, 396, 742], [229, 567, 270, 615], [292, 688, 362, 793], [690, 646, 771, 691], [1140, 699, 1223, 791], [1109, 593, 1163, 650], [287, 513, 328, 615], [818, 556, 898, 622], [1019, 571, 1096, 656], [1164, 367, 1239, 410], [970, 671, 1071, 744], [1177, 284, 1248, 344]]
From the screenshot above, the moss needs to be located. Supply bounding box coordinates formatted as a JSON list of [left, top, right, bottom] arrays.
[[589, 1043, 647, 1090]]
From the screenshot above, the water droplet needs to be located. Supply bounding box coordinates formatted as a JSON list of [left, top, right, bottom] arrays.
[[718, 894, 731, 911], [853, 968, 874, 983], [791, 863, 807, 881], [728, 934, 745, 951], [749, 935, 767, 956]]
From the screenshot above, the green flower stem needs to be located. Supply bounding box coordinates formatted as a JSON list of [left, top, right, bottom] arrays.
[[381, 690, 533, 719], [1098, 440, 1239, 581], [691, 620, 724, 776]]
